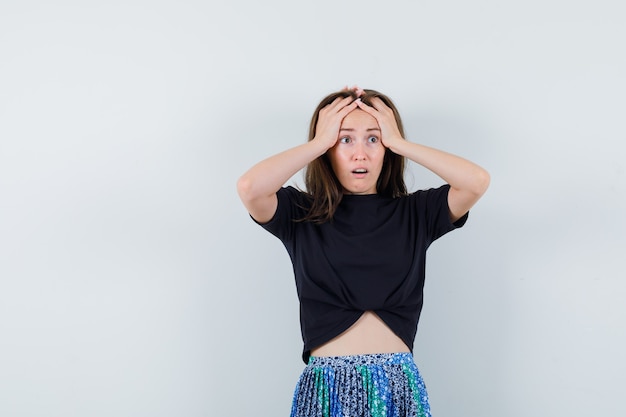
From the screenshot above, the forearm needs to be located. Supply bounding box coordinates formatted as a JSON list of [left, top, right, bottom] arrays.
[[389, 139, 490, 194], [237, 140, 327, 202]]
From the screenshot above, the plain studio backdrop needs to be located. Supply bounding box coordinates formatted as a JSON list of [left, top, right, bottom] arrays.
[[1, 1, 624, 416]]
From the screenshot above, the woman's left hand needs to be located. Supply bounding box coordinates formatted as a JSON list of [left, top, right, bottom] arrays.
[[355, 97, 404, 150]]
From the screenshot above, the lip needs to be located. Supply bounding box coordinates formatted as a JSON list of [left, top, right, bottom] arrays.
[[351, 167, 368, 179]]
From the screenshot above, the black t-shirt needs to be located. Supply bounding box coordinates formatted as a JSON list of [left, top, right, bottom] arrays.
[[256, 184, 467, 363]]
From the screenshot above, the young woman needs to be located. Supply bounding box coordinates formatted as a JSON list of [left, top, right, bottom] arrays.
[[237, 86, 490, 417]]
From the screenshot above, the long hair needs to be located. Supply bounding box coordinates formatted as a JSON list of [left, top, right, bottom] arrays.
[[301, 89, 407, 223]]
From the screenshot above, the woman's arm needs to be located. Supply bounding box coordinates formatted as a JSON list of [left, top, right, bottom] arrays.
[[237, 96, 358, 223], [236, 140, 326, 223], [387, 141, 490, 222], [356, 98, 490, 222]]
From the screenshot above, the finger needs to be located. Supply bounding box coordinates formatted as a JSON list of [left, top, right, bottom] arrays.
[[369, 97, 393, 115], [348, 85, 363, 97], [332, 97, 356, 116], [325, 95, 353, 113], [355, 98, 377, 115], [367, 96, 385, 110], [337, 100, 359, 117], [342, 85, 359, 96]]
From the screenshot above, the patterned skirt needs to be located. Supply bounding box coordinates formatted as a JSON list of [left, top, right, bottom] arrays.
[[290, 352, 431, 417]]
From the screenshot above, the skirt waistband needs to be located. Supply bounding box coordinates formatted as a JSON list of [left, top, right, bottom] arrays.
[[308, 352, 415, 367]]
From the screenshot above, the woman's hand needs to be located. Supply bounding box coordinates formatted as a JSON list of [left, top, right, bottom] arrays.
[[313, 96, 359, 150], [355, 97, 404, 150], [343, 85, 364, 97]]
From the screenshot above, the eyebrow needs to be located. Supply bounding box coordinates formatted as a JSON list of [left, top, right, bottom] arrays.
[[339, 127, 381, 132]]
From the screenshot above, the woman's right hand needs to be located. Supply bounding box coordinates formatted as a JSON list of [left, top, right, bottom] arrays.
[[312, 96, 358, 150]]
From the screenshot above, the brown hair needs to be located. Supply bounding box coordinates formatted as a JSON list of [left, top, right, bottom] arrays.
[[301, 89, 407, 223]]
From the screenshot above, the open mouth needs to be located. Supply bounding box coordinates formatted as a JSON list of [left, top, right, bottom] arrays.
[[351, 168, 368, 178]]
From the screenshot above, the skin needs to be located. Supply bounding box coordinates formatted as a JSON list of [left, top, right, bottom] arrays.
[[237, 87, 490, 356], [327, 108, 385, 195]]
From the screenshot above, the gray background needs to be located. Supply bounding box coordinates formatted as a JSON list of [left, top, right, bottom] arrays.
[[1, 1, 624, 416]]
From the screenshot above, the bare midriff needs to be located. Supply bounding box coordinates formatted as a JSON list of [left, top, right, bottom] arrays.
[[310, 311, 410, 357]]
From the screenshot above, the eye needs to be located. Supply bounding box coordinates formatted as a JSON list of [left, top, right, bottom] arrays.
[[367, 136, 379, 143], [339, 136, 351, 144]]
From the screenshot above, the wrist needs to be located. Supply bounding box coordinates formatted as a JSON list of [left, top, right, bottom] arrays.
[[384, 136, 406, 153], [311, 135, 336, 152], [309, 136, 334, 155]]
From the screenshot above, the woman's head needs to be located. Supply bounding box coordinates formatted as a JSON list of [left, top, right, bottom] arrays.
[[303, 88, 407, 222], [327, 108, 385, 195]]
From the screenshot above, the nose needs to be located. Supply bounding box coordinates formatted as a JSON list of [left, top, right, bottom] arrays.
[[353, 141, 366, 161]]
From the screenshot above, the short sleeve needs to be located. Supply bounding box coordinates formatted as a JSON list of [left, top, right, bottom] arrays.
[[251, 186, 307, 242], [414, 184, 469, 242]]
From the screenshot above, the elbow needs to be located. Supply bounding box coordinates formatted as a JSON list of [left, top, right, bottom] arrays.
[[474, 168, 491, 196], [236, 174, 255, 204], [236, 173, 273, 206], [457, 167, 490, 198]]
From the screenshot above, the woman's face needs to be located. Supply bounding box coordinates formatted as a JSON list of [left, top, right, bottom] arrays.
[[327, 109, 385, 194]]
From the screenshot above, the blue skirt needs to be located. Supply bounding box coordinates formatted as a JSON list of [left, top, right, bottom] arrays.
[[290, 352, 431, 417]]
